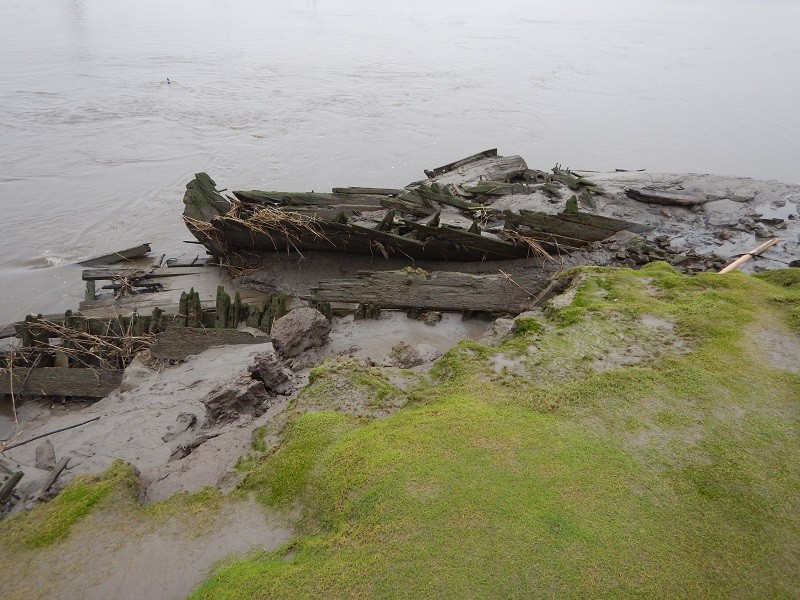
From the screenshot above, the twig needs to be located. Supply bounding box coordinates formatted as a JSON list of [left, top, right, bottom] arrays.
[[499, 269, 537, 298], [1, 416, 101, 452]]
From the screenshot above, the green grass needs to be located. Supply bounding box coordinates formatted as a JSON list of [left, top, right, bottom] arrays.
[[190, 264, 800, 599], [3, 264, 798, 597], [0, 460, 137, 549]]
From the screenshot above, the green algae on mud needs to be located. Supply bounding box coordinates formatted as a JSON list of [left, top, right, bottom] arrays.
[[190, 264, 800, 599], [0, 460, 138, 550]]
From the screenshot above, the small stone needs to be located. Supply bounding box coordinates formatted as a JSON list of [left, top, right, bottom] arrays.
[[389, 341, 424, 368], [418, 311, 442, 326], [35, 440, 56, 471]]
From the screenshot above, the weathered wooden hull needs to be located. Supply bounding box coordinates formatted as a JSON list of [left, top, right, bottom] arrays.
[[182, 156, 651, 264]]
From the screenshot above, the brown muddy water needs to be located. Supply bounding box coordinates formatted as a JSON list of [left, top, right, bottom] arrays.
[[1, 0, 799, 325]]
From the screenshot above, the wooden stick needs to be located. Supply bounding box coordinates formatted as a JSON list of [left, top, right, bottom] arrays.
[[718, 237, 780, 274], [2, 416, 100, 451], [40, 457, 70, 492]]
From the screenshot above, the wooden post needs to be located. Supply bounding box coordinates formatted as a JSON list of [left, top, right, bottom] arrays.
[[178, 292, 189, 327], [216, 285, 231, 329], [0, 471, 23, 504], [85, 280, 96, 302]]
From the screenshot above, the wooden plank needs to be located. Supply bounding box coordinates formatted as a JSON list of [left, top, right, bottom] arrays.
[[424, 149, 498, 178], [149, 327, 270, 361], [433, 155, 529, 184], [232, 190, 388, 208], [331, 187, 403, 196], [273, 204, 387, 219], [402, 222, 529, 260], [78, 244, 152, 267], [82, 266, 208, 281], [0, 368, 123, 398], [501, 211, 613, 242], [311, 270, 547, 313], [462, 182, 538, 196], [625, 188, 709, 206]]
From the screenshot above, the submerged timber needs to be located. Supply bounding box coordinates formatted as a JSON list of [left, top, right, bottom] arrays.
[[182, 150, 649, 263]]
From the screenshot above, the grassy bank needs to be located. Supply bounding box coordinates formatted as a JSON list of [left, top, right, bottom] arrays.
[[192, 264, 800, 598], [1, 264, 797, 598]]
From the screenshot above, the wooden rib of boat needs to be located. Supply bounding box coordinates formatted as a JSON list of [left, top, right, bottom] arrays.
[[182, 152, 651, 263]]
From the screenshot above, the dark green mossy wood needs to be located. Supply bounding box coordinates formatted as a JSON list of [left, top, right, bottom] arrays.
[[178, 292, 189, 327], [376, 210, 396, 232], [186, 288, 201, 328], [216, 285, 231, 329], [259, 292, 288, 333], [150, 307, 164, 334], [564, 195, 579, 215], [310, 300, 332, 320], [355, 303, 382, 320]]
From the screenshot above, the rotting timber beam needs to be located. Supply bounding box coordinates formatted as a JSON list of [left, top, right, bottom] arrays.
[[0, 368, 123, 398], [424, 149, 498, 179], [78, 243, 152, 267], [311, 270, 548, 313], [81, 266, 207, 281], [149, 327, 270, 362]]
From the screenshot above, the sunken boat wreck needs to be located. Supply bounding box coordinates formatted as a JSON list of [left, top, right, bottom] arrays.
[[183, 149, 650, 264]]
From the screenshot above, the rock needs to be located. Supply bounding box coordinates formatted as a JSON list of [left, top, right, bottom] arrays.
[[479, 317, 515, 346], [389, 341, 424, 368], [202, 379, 270, 422], [162, 412, 198, 443], [418, 311, 443, 326], [270, 308, 331, 358], [34, 440, 56, 471], [248, 350, 291, 390]]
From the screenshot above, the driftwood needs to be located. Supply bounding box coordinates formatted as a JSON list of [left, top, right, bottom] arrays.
[[2, 416, 101, 451], [149, 327, 269, 361], [232, 190, 388, 209], [311, 270, 548, 313], [0, 471, 23, 503], [718, 237, 780, 274], [0, 368, 123, 398], [425, 149, 498, 178], [330, 187, 402, 196], [625, 188, 709, 207], [78, 244, 152, 267], [81, 266, 207, 281], [39, 457, 70, 493]]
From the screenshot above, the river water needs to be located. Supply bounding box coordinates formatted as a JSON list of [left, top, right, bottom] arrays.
[[0, 0, 798, 325]]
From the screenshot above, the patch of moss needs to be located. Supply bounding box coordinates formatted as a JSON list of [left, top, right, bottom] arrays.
[[0, 460, 137, 549], [240, 411, 356, 509], [513, 316, 543, 334], [166, 265, 800, 597], [755, 267, 800, 289], [301, 357, 405, 414]]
